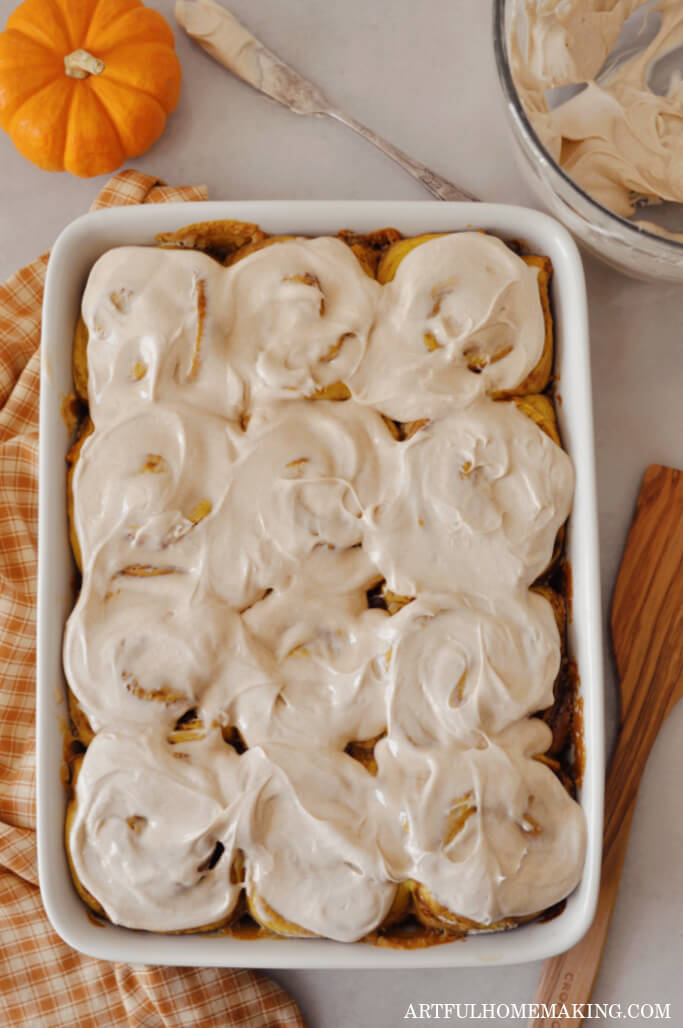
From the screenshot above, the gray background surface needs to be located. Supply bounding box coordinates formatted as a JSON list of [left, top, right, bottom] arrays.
[[0, 1, 680, 1025]]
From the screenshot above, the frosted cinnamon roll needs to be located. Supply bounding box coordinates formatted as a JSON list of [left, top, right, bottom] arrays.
[[80, 246, 245, 423], [348, 232, 552, 420], [64, 584, 278, 734], [385, 589, 561, 746], [208, 400, 397, 609], [68, 404, 238, 576], [223, 236, 380, 405], [66, 729, 243, 932], [237, 548, 392, 749], [364, 397, 573, 596], [375, 718, 586, 928], [241, 744, 398, 942]]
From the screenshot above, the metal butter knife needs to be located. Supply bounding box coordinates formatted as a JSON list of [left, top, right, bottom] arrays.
[[175, 0, 477, 202]]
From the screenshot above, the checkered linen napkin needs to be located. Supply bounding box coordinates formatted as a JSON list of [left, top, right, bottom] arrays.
[[0, 170, 305, 1028]]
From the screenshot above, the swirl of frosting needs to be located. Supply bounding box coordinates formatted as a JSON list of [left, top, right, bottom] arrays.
[[237, 547, 393, 748], [385, 590, 560, 746], [82, 246, 245, 422], [225, 237, 380, 403], [375, 719, 586, 924], [364, 398, 573, 595], [240, 744, 397, 941], [67, 729, 243, 932], [208, 400, 396, 609], [550, 70, 683, 218], [64, 585, 277, 733], [70, 405, 238, 574], [521, 0, 641, 89], [347, 233, 546, 420]]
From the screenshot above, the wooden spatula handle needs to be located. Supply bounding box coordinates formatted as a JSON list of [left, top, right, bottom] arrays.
[[531, 465, 683, 1028]]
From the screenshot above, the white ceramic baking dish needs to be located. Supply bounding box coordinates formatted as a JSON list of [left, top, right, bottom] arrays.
[[37, 201, 603, 969]]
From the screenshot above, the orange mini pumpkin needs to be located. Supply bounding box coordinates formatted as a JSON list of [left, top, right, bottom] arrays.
[[0, 0, 182, 177]]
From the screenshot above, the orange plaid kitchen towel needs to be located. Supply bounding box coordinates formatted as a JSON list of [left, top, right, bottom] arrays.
[[0, 170, 306, 1028]]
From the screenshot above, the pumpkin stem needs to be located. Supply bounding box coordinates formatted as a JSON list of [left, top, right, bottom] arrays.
[[64, 49, 105, 80]]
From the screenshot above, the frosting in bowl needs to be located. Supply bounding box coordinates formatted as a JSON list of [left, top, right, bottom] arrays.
[[510, 0, 683, 224]]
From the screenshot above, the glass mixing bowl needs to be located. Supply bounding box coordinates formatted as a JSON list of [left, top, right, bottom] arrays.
[[493, 0, 683, 282]]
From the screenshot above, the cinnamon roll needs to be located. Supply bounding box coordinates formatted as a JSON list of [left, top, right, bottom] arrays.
[[375, 719, 586, 929], [241, 744, 398, 942], [81, 246, 244, 423], [238, 548, 392, 749], [221, 236, 379, 406], [348, 231, 553, 420], [384, 589, 561, 746], [66, 729, 243, 932], [206, 399, 396, 609], [363, 397, 573, 596]]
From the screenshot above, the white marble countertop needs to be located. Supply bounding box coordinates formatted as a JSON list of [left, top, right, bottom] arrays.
[[1, 0, 680, 1024]]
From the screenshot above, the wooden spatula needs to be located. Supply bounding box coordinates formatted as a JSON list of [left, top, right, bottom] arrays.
[[530, 464, 683, 1028]]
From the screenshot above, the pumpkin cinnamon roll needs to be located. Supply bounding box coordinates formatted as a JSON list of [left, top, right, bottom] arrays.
[[66, 729, 243, 932], [364, 396, 573, 596], [64, 582, 278, 734], [375, 719, 586, 931], [220, 236, 379, 406], [207, 399, 396, 610], [238, 548, 392, 750], [240, 745, 398, 942], [348, 231, 553, 420], [80, 245, 245, 422], [384, 589, 561, 746], [67, 405, 237, 578]]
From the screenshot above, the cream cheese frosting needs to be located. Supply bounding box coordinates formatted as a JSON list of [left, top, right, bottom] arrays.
[[364, 400, 574, 597], [348, 233, 547, 420], [68, 729, 243, 932], [375, 719, 587, 924], [384, 590, 561, 746], [510, 0, 683, 222], [241, 744, 399, 941], [223, 237, 379, 404], [65, 231, 585, 939]]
